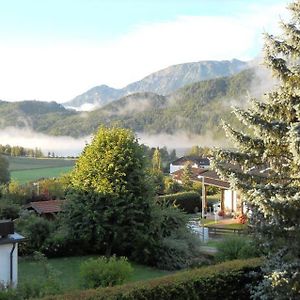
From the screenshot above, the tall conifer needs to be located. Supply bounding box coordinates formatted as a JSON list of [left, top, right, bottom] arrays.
[[213, 1, 300, 298]]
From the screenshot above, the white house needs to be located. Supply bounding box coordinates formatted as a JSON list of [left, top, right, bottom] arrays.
[[170, 156, 210, 174], [0, 220, 25, 288]]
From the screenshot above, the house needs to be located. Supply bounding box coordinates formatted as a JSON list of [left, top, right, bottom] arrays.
[[26, 199, 66, 219], [0, 220, 25, 288], [172, 168, 244, 215], [170, 156, 210, 174]]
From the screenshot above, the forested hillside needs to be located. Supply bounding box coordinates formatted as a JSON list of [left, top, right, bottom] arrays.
[[0, 68, 257, 139]]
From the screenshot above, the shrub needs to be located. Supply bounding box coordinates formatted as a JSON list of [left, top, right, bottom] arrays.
[[164, 177, 183, 194], [216, 236, 261, 262], [0, 203, 20, 220], [131, 204, 202, 270], [80, 256, 133, 289], [16, 214, 54, 255], [157, 192, 201, 213], [42, 258, 263, 300]]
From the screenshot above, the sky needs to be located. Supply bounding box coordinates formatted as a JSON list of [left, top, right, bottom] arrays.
[[0, 0, 288, 103]]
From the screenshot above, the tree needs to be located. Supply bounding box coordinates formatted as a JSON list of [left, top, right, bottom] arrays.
[[181, 162, 193, 190], [0, 154, 9, 184], [152, 147, 162, 172], [213, 2, 300, 298], [64, 127, 153, 256], [150, 148, 165, 195]]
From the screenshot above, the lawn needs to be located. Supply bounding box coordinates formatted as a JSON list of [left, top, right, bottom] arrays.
[[5, 156, 76, 183], [11, 166, 74, 184], [19, 256, 172, 292]]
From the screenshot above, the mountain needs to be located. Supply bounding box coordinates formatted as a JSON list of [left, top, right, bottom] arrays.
[[64, 59, 248, 110], [0, 100, 75, 131], [0, 68, 262, 141]]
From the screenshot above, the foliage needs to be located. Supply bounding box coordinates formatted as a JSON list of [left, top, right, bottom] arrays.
[[42, 258, 263, 300], [80, 256, 133, 289], [38, 178, 67, 200], [213, 2, 300, 297], [181, 162, 193, 190], [1, 181, 32, 204], [0, 155, 9, 184], [157, 191, 201, 214], [216, 236, 261, 262], [186, 145, 212, 157], [64, 127, 154, 257], [163, 177, 183, 194], [152, 148, 162, 172], [133, 204, 202, 270], [16, 214, 54, 255], [0, 202, 20, 220], [0, 144, 43, 157], [150, 170, 165, 195]]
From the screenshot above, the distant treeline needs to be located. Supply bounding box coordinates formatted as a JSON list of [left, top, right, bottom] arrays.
[[0, 144, 44, 157]]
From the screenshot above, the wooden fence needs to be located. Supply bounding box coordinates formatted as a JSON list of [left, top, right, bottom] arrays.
[[207, 226, 249, 237]]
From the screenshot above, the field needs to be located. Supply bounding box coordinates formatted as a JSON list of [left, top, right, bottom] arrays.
[[19, 256, 172, 292], [6, 156, 76, 183]]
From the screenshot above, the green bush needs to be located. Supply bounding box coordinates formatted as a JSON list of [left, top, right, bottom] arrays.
[[16, 214, 54, 255], [0, 203, 20, 220], [158, 192, 201, 213], [132, 204, 202, 270], [42, 258, 263, 300], [216, 236, 261, 262], [80, 256, 133, 288]]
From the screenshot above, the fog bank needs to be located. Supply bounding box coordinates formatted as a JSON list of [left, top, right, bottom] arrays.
[[0, 127, 91, 157]]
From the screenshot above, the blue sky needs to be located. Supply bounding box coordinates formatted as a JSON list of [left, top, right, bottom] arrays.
[[0, 0, 288, 102]]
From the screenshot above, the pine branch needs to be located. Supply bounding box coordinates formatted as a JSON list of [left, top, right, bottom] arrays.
[[222, 122, 265, 155], [234, 108, 289, 139]]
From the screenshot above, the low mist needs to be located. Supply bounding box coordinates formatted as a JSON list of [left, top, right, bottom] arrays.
[[0, 127, 91, 157], [0, 127, 228, 158]]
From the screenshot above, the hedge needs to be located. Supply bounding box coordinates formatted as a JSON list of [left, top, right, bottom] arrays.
[[43, 258, 262, 300], [157, 192, 201, 213]]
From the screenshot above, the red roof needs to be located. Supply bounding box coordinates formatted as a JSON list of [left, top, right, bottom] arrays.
[[28, 200, 66, 214]]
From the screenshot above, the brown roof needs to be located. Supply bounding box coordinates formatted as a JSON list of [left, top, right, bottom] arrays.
[[171, 156, 210, 166], [172, 168, 230, 189], [198, 170, 230, 189], [28, 200, 66, 214], [172, 167, 207, 181]]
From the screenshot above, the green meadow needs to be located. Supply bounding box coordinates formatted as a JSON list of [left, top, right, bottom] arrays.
[[6, 156, 76, 183]]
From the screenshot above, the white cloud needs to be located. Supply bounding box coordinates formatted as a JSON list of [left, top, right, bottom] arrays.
[[0, 2, 287, 102]]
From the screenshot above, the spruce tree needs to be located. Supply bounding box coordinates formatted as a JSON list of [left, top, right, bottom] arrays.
[[213, 1, 300, 298]]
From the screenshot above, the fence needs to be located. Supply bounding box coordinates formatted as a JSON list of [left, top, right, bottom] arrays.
[[207, 226, 249, 237]]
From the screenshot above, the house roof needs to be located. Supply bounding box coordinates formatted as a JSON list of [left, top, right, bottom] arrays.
[[172, 167, 207, 181], [171, 156, 210, 166], [0, 232, 25, 245], [197, 170, 230, 189], [27, 200, 66, 215], [172, 168, 230, 189]]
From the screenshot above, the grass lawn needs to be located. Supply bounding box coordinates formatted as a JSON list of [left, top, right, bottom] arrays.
[[11, 166, 74, 184], [5, 156, 76, 183], [19, 256, 172, 292]]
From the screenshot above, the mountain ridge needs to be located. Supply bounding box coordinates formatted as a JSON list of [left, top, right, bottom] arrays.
[[64, 59, 248, 110]]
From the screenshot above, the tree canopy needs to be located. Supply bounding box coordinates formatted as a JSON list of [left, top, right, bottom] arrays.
[[0, 155, 10, 184], [65, 126, 153, 256]]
